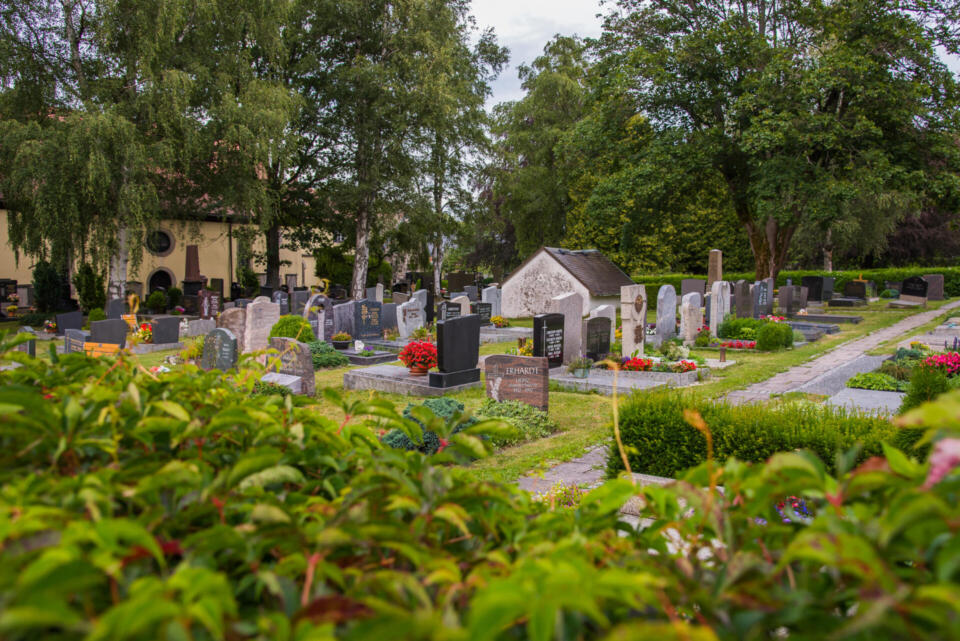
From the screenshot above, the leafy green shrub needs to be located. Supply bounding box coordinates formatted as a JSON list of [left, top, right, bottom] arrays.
[[756, 322, 794, 351], [607, 391, 895, 478], [251, 380, 292, 397], [32, 260, 70, 313], [269, 315, 316, 342], [17, 311, 51, 328], [894, 347, 926, 362], [382, 397, 477, 454], [477, 398, 557, 447], [86, 308, 106, 325], [717, 317, 766, 340], [694, 327, 711, 347], [879, 359, 914, 380], [166, 286, 183, 308], [659, 341, 689, 361], [73, 263, 107, 312], [881, 288, 898, 298], [146, 290, 167, 313], [846, 372, 908, 392], [900, 366, 951, 413], [308, 340, 349, 369], [180, 336, 205, 361]]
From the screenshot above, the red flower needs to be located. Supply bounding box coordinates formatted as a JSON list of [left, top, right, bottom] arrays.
[[399, 341, 438, 369]]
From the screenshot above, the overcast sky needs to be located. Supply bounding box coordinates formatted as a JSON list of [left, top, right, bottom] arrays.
[[472, 0, 960, 109]]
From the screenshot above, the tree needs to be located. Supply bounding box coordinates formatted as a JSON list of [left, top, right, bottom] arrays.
[[598, 0, 960, 279], [488, 36, 589, 261]]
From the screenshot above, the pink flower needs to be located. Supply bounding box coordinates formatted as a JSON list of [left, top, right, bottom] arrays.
[[924, 438, 960, 489]]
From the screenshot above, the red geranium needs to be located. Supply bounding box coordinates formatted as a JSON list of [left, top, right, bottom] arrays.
[[622, 357, 653, 371], [399, 340, 438, 369]]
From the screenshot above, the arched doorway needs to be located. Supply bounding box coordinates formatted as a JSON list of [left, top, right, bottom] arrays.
[[148, 269, 174, 293]]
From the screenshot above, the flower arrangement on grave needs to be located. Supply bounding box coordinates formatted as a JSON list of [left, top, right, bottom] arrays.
[[615, 326, 622, 340], [332, 332, 351, 341], [7, 293, 18, 304], [720, 340, 756, 350], [490, 315, 509, 328], [43, 320, 56, 333], [567, 357, 593, 376], [694, 327, 711, 347], [399, 340, 437, 372], [359, 348, 378, 358], [762, 315, 786, 323], [6, 305, 17, 317], [921, 351, 960, 378], [622, 357, 653, 372], [172, 305, 186, 315], [134, 323, 153, 344]]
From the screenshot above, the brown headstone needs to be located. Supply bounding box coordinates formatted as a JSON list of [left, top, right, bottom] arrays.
[[484, 354, 549, 411], [184, 245, 201, 281], [707, 249, 723, 289]]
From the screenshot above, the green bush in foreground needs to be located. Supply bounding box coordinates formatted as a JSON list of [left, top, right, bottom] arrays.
[[477, 398, 557, 447], [757, 321, 794, 351], [3, 330, 960, 639], [607, 391, 895, 478], [308, 340, 349, 369], [901, 365, 951, 413], [268, 314, 316, 343]]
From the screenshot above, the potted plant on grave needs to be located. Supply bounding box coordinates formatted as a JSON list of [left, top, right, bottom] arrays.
[[399, 340, 437, 376], [567, 357, 593, 378], [133, 322, 153, 345], [332, 332, 352, 350], [411, 326, 432, 342]]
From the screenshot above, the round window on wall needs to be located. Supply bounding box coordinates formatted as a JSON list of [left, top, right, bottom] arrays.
[[146, 230, 173, 256]]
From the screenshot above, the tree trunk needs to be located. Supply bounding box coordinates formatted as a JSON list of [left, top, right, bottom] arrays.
[[432, 241, 442, 294], [744, 217, 796, 282], [108, 227, 128, 299], [351, 203, 370, 300], [822, 229, 833, 272], [265, 223, 281, 289]]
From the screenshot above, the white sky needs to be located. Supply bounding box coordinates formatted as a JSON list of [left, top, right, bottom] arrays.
[[472, 0, 960, 109]]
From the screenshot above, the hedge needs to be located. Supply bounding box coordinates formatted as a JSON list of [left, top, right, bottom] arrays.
[[606, 391, 896, 478], [634, 266, 960, 309]]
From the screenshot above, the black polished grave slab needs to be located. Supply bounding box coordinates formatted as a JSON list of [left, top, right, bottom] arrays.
[[470, 302, 492, 325], [828, 297, 867, 307], [90, 319, 129, 348], [533, 313, 564, 368], [584, 316, 612, 360], [901, 276, 929, 299], [106, 299, 126, 319], [438, 301, 461, 321], [429, 314, 480, 388], [842, 281, 867, 299], [354, 299, 382, 339], [151, 316, 182, 344], [788, 313, 863, 324], [801, 276, 825, 302]]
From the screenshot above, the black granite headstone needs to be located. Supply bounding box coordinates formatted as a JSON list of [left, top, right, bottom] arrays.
[[259, 285, 274, 298], [200, 328, 238, 371], [823, 277, 835, 300], [801, 276, 824, 302], [843, 281, 867, 300], [382, 303, 398, 330], [429, 314, 481, 388], [90, 319, 129, 348], [901, 276, 929, 299], [354, 299, 382, 339], [64, 329, 89, 353], [425, 291, 435, 324], [533, 313, 564, 368], [439, 301, 461, 321], [152, 316, 181, 344], [291, 290, 310, 316], [55, 310, 83, 336], [464, 285, 479, 302], [470, 302, 492, 325], [106, 299, 126, 320], [584, 316, 612, 360], [272, 291, 290, 315]]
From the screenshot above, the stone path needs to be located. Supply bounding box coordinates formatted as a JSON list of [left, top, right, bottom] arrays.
[[725, 300, 960, 404], [517, 446, 607, 494]]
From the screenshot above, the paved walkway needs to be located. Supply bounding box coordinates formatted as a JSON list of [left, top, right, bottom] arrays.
[[725, 300, 960, 404], [518, 301, 960, 491]]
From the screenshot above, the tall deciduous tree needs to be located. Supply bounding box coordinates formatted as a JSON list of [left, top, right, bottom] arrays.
[[598, 0, 960, 280]]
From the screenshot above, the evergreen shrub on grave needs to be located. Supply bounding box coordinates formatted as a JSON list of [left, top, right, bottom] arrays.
[[477, 398, 556, 447], [607, 391, 895, 478], [717, 317, 766, 340], [146, 290, 167, 313], [756, 322, 794, 351], [308, 340, 349, 369], [382, 397, 478, 454], [5, 330, 960, 638], [87, 307, 106, 324], [268, 314, 316, 343], [74, 262, 106, 312]]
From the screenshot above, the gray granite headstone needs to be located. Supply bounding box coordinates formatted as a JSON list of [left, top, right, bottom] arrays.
[[333, 301, 356, 337], [55, 310, 83, 336], [924, 274, 945, 301], [549, 292, 583, 364], [64, 329, 90, 353], [382, 303, 398, 331], [709, 281, 730, 338], [397, 300, 425, 339], [243, 299, 281, 353], [268, 337, 315, 396], [200, 328, 238, 371], [464, 285, 479, 302], [680, 279, 706, 308], [291, 290, 311, 316], [778, 286, 794, 315], [185, 318, 216, 338], [106, 299, 126, 320], [16, 327, 36, 357], [365, 287, 378, 302], [90, 319, 129, 348], [679, 293, 700, 345], [620, 284, 646, 358], [482, 286, 501, 317], [304, 294, 333, 341], [734, 280, 752, 319], [151, 316, 181, 344], [393, 292, 409, 305], [260, 372, 302, 394], [655, 285, 677, 347]]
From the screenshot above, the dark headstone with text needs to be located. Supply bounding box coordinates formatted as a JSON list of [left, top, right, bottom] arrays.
[[438, 301, 461, 321], [533, 313, 564, 368], [470, 302, 492, 325], [354, 299, 382, 339], [901, 276, 929, 300], [485, 355, 549, 411], [16, 327, 36, 357], [584, 316, 612, 360], [429, 314, 481, 388], [200, 328, 238, 371], [199, 290, 221, 319], [268, 337, 315, 396]]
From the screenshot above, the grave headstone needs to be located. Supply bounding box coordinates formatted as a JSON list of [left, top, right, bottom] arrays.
[[259, 286, 274, 299], [243, 299, 280, 353], [425, 290, 435, 324], [218, 307, 247, 353], [272, 291, 290, 315], [209, 278, 224, 299], [452, 295, 471, 317], [16, 284, 33, 308], [924, 274, 946, 301], [16, 327, 36, 357], [798, 286, 809, 309], [549, 292, 583, 364], [152, 316, 181, 344], [304, 294, 333, 341], [260, 372, 302, 394], [182, 245, 204, 296], [679, 293, 700, 345], [620, 284, 647, 358], [268, 337, 315, 396], [365, 286, 378, 302], [655, 285, 677, 347], [185, 318, 216, 338], [885, 281, 902, 296], [707, 249, 723, 288], [734, 280, 752, 319], [411, 289, 428, 310], [201, 328, 238, 371], [801, 276, 825, 302], [709, 281, 730, 337], [464, 285, 479, 302], [533, 313, 565, 368], [199, 290, 221, 319], [680, 279, 705, 308], [393, 292, 409, 305], [106, 299, 126, 320], [482, 286, 502, 317], [778, 286, 794, 315], [382, 303, 398, 331], [589, 304, 617, 344], [438, 301, 462, 321], [762, 278, 775, 315], [333, 301, 356, 337], [291, 290, 311, 316], [55, 310, 83, 336], [900, 276, 929, 305], [234, 298, 252, 309], [752, 281, 770, 318], [64, 329, 90, 353], [471, 302, 493, 325], [822, 277, 836, 301], [843, 281, 867, 300], [429, 314, 481, 388], [584, 316, 612, 360], [485, 355, 549, 411], [704, 293, 712, 326], [90, 319, 129, 348], [354, 299, 382, 340], [285, 274, 298, 292], [397, 300, 425, 339]]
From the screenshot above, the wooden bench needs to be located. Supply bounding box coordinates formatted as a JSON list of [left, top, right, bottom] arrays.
[[83, 342, 121, 357]]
